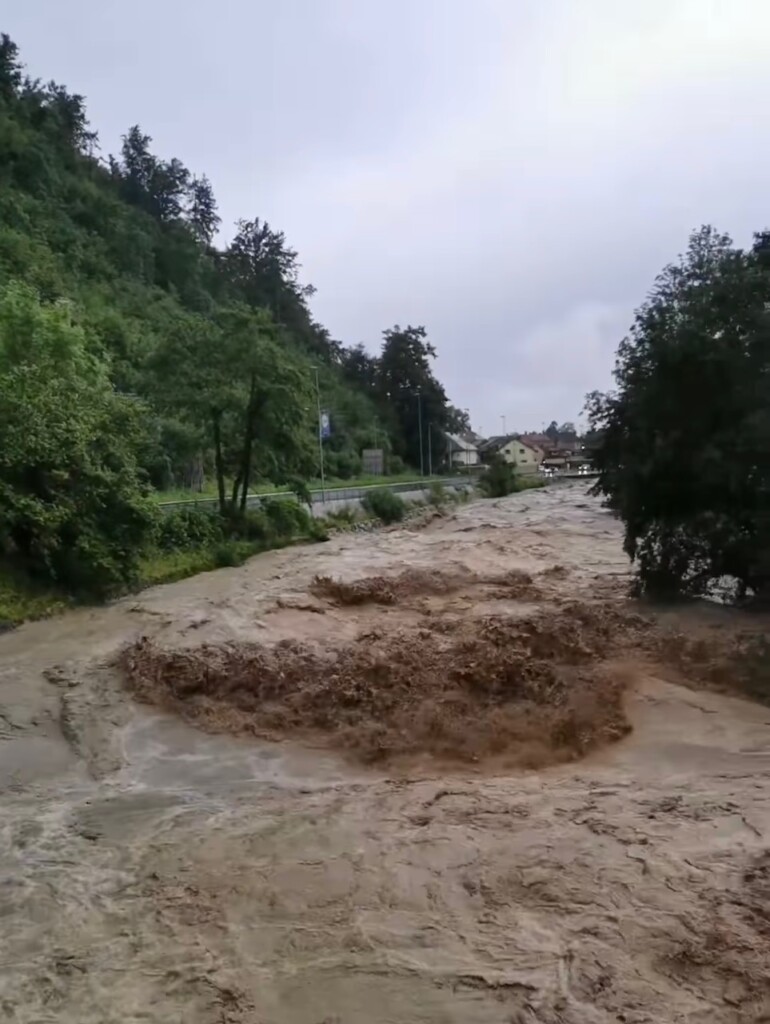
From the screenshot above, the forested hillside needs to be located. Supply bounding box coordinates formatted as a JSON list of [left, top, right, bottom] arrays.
[[0, 34, 463, 599]]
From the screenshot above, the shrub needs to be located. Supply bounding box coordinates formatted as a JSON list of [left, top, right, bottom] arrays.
[[327, 506, 357, 527], [307, 519, 329, 542], [0, 565, 69, 625], [212, 541, 246, 568], [478, 455, 518, 498], [157, 506, 223, 551], [428, 481, 447, 507], [327, 449, 362, 480], [286, 476, 313, 507], [387, 454, 406, 475], [0, 282, 160, 596], [361, 488, 406, 524], [228, 508, 272, 542], [263, 497, 313, 538], [517, 475, 546, 491]]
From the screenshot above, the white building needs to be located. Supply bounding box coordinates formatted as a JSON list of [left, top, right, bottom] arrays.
[[445, 432, 481, 468]]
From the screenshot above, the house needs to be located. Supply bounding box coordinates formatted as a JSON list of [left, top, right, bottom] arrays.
[[445, 432, 480, 468], [518, 432, 550, 456], [541, 445, 593, 472], [478, 435, 543, 475]]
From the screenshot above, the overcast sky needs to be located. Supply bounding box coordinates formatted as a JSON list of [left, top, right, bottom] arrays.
[[7, 1, 770, 433]]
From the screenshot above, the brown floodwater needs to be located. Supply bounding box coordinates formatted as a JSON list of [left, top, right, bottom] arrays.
[[1, 483, 768, 1023]]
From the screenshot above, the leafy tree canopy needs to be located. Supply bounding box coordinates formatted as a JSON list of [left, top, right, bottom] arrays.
[[0, 34, 467, 596], [588, 225, 770, 601], [375, 325, 452, 469], [0, 282, 156, 594]]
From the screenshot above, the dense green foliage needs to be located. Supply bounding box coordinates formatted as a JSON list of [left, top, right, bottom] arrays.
[[361, 488, 407, 524], [478, 455, 518, 498], [0, 35, 461, 600], [341, 326, 465, 470], [589, 225, 770, 600], [156, 506, 225, 552], [0, 281, 156, 593], [143, 497, 323, 590]]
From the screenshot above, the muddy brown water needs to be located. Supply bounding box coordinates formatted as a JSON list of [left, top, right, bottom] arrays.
[[1, 483, 769, 1023]]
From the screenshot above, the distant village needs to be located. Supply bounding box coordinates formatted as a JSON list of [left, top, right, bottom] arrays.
[[444, 425, 596, 477]]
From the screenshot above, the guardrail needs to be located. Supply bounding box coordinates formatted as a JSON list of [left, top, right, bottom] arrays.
[[157, 470, 596, 516], [158, 477, 473, 514]]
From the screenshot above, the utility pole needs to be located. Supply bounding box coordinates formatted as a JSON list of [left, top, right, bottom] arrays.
[[313, 366, 326, 503], [428, 422, 433, 476], [416, 387, 424, 477]]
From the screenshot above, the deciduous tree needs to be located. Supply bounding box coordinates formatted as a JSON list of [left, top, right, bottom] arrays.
[[152, 306, 315, 514], [377, 325, 451, 469], [0, 282, 156, 594], [588, 225, 770, 600]]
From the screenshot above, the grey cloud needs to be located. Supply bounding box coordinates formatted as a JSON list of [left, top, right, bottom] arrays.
[[7, 0, 770, 430]]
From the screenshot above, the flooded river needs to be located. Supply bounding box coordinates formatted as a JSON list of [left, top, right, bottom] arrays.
[[1, 484, 768, 1022]]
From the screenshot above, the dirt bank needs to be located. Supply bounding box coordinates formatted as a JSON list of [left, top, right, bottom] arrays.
[[1, 483, 769, 1023]]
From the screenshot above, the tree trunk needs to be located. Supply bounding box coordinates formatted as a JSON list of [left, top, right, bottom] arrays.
[[239, 373, 257, 516], [230, 473, 242, 511], [212, 412, 226, 516], [239, 431, 253, 516]]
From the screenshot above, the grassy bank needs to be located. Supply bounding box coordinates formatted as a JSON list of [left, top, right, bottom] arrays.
[[137, 534, 321, 588], [137, 541, 265, 588], [515, 475, 547, 491], [0, 495, 328, 624], [0, 538, 316, 626], [0, 481, 484, 626], [0, 569, 71, 626]]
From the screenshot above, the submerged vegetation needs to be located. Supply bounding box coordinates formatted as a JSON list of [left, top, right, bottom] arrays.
[[477, 456, 545, 498], [360, 488, 407, 524]]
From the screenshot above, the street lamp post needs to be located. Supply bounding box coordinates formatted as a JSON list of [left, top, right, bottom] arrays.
[[416, 387, 424, 477], [312, 366, 326, 503]]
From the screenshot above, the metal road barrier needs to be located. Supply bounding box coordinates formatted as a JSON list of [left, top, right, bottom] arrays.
[[157, 477, 475, 515]]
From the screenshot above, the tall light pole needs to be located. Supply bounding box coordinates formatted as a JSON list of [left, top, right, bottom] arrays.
[[501, 414, 506, 435], [313, 366, 326, 503], [427, 422, 433, 476], [416, 387, 424, 477]]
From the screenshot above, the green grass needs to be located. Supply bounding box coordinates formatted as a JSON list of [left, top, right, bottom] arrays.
[[138, 530, 328, 588], [515, 475, 547, 492], [153, 473, 447, 504], [0, 568, 70, 626], [137, 541, 264, 587]]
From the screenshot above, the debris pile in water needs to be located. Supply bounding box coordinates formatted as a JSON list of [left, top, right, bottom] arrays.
[[310, 566, 542, 606], [121, 601, 648, 766]]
